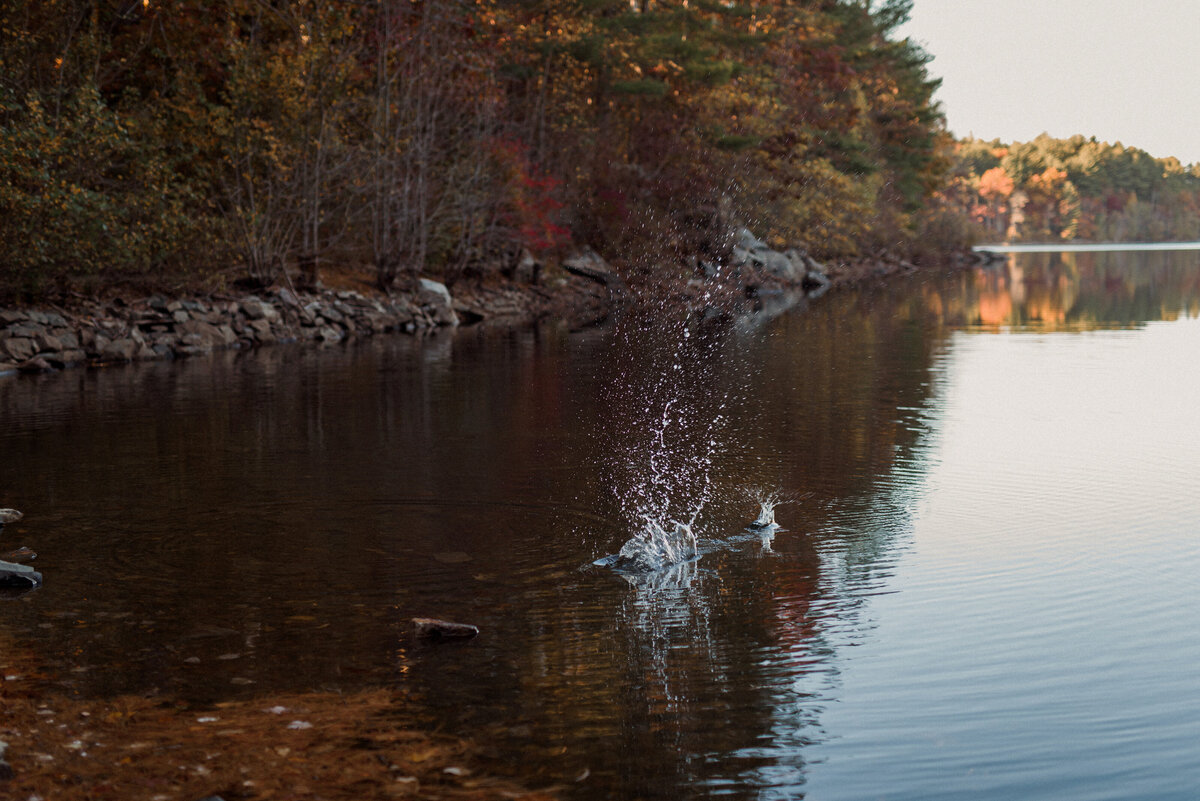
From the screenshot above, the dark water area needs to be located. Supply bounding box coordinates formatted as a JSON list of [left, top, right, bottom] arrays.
[[3, 249, 1200, 799]]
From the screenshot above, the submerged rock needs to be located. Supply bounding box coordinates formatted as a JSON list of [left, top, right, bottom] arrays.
[[1, 547, 35, 563], [0, 559, 42, 591], [0, 509, 21, 525], [412, 617, 479, 640]]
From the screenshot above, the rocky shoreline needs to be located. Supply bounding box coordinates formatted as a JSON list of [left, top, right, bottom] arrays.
[[0, 270, 610, 378], [0, 236, 963, 380]]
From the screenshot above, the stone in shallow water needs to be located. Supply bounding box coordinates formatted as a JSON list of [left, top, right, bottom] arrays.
[[412, 618, 479, 640], [0, 559, 41, 591], [0, 509, 21, 525], [1, 547, 35, 563]]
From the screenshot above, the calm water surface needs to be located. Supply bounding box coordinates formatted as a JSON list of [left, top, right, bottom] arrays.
[[2, 249, 1199, 799]]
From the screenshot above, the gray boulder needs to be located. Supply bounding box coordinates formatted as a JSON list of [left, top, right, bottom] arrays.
[[241, 299, 280, 322], [731, 228, 831, 290], [100, 338, 139, 361], [316, 325, 344, 343], [1, 337, 36, 362], [33, 331, 63, 352], [416, 279, 459, 326], [763, 249, 802, 282], [562, 248, 625, 293], [0, 509, 21, 524]]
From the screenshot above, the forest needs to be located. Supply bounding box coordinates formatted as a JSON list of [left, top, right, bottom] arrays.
[[0, 0, 947, 299], [944, 133, 1200, 243], [4, 2, 1199, 303]]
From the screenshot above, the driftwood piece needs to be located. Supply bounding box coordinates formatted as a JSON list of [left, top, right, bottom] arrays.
[[412, 617, 479, 640]]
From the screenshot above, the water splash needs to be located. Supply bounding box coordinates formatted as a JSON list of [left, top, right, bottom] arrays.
[[594, 518, 698, 573], [593, 305, 746, 569], [744, 487, 807, 535]]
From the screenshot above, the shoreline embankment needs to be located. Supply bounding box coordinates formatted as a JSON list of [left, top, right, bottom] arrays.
[[0, 235, 970, 381]]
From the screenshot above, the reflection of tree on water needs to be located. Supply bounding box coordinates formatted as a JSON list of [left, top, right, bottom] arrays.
[[609, 538, 837, 798], [933, 250, 1200, 330], [583, 279, 956, 798]]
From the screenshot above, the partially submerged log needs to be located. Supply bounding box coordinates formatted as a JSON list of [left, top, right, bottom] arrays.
[[412, 617, 479, 640]]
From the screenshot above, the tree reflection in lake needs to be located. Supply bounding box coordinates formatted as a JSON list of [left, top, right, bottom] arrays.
[[2, 252, 1200, 798]]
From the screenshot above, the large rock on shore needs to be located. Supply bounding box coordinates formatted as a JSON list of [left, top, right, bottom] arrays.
[[100, 337, 139, 362], [731, 228, 830, 289], [563, 248, 626, 295], [1, 337, 36, 362], [416, 279, 458, 327]]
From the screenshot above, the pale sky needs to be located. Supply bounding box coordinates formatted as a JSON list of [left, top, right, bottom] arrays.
[[899, 0, 1200, 166]]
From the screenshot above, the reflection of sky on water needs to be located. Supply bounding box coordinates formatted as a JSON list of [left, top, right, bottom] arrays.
[[2, 253, 1200, 798], [804, 310, 1200, 800]]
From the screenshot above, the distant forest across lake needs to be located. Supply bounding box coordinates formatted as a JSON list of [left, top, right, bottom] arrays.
[[945, 133, 1200, 244]]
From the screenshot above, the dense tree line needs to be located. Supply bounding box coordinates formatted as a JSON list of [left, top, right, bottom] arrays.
[[0, 0, 947, 299], [944, 133, 1200, 243]]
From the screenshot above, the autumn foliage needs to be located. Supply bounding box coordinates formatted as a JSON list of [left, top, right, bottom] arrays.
[[945, 134, 1200, 243], [0, 0, 950, 298]]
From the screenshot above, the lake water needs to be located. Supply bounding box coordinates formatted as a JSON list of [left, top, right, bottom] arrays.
[[2, 248, 1199, 799]]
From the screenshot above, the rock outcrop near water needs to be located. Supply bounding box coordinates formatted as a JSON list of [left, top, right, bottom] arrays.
[[0, 283, 461, 375], [731, 228, 832, 294], [563, 247, 628, 296]]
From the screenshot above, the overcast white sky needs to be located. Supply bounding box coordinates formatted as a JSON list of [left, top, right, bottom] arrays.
[[899, 0, 1200, 165]]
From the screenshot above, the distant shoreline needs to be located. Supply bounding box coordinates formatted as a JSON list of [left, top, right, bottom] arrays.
[[973, 241, 1200, 254]]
